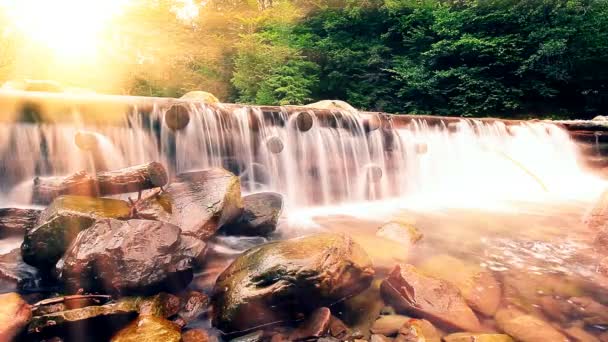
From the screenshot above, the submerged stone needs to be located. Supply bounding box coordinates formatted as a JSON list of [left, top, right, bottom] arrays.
[[376, 221, 422, 246], [380, 264, 482, 332], [494, 307, 568, 342], [0, 292, 32, 341], [111, 316, 181, 342], [59, 219, 205, 295], [222, 192, 283, 237], [136, 168, 243, 241], [418, 254, 501, 316], [212, 233, 374, 333], [443, 333, 514, 342], [394, 319, 441, 342]]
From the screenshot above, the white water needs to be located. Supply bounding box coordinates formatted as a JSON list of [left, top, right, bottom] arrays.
[[0, 101, 604, 209]]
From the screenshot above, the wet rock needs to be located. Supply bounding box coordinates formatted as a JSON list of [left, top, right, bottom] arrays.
[[222, 192, 283, 237], [136, 168, 243, 241], [339, 279, 385, 340], [370, 334, 392, 342], [165, 104, 191, 131], [380, 264, 482, 332], [37, 195, 131, 224], [0, 248, 39, 289], [21, 213, 96, 271], [0, 208, 41, 237], [21, 195, 131, 272], [182, 329, 214, 342], [376, 222, 422, 246], [175, 291, 209, 325], [32, 295, 113, 316], [138, 293, 181, 318], [393, 319, 441, 342], [265, 136, 284, 154], [212, 233, 374, 333], [494, 307, 568, 342], [568, 297, 608, 325], [328, 316, 351, 340], [418, 255, 501, 316], [289, 307, 331, 341], [0, 292, 32, 341], [59, 219, 205, 295], [443, 333, 513, 342], [111, 315, 181, 342], [370, 315, 410, 336]]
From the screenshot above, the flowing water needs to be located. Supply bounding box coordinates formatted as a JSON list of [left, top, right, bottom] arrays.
[[1, 93, 608, 339]]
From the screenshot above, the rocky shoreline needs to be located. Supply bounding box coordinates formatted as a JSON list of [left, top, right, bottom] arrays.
[[1, 162, 608, 341]]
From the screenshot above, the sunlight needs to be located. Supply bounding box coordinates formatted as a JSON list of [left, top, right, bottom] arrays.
[[0, 0, 130, 60]]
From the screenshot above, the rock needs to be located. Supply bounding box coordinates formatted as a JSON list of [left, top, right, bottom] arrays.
[[494, 307, 568, 342], [370, 315, 410, 336], [182, 329, 213, 342], [0, 208, 41, 237], [295, 112, 314, 131], [265, 136, 284, 154], [0, 248, 39, 289], [306, 100, 359, 115], [136, 168, 243, 241], [443, 333, 513, 342], [376, 222, 422, 246], [111, 315, 181, 342], [59, 219, 205, 295], [418, 255, 501, 316], [599, 256, 608, 276], [394, 319, 441, 342], [181, 91, 220, 103], [222, 192, 283, 237], [568, 297, 608, 325], [328, 316, 351, 340], [370, 334, 393, 342], [21, 195, 131, 272], [21, 213, 96, 271], [289, 307, 331, 340], [0, 293, 32, 341], [165, 104, 191, 131], [212, 233, 374, 333], [175, 291, 209, 325], [380, 264, 482, 332], [339, 279, 385, 340], [37, 195, 131, 224]]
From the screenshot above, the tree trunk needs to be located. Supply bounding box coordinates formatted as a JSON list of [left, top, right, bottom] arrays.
[[32, 162, 168, 205]]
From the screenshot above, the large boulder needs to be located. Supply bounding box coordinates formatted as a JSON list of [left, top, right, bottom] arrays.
[[111, 316, 182, 342], [418, 255, 501, 316], [0, 208, 41, 237], [21, 196, 131, 271], [0, 292, 31, 341], [494, 307, 568, 342], [212, 233, 374, 333], [58, 219, 206, 295], [136, 168, 243, 241], [380, 264, 482, 332], [222, 192, 283, 236]]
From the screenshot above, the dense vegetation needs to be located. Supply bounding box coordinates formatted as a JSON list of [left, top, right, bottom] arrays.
[[3, 0, 608, 118]]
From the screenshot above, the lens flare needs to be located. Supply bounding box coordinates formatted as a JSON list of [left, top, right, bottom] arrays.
[[0, 0, 130, 60]]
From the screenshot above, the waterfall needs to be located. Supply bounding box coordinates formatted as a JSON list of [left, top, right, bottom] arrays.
[[0, 98, 603, 209]]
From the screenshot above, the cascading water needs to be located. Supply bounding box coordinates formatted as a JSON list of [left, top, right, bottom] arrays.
[[0, 96, 603, 209]]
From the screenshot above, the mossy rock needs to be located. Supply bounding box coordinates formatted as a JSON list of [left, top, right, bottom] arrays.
[[37, 195, 131, 224], [212, 233, 374, 333]]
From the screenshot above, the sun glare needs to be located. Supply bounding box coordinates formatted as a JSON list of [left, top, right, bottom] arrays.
[[0, 0, 130, 60]]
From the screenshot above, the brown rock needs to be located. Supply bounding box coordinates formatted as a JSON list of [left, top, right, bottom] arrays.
[[443, 332, 513, 342], [176, 291, 209, 325], [328, 316, 351, 340], [380, 264, 481, 332], [289, 307, 331, 340], [418, 255, 501, 316], [0, 208, 41, 237], [0, 292, 32, 341], [562, 326, 600, 342], [182, 329, 211, 342], [111, 315, 181, 342], [370, 315, 410, 336], [370, 334, 393, 342], [394, 319, 441, 342], [494, 307, 568, 342]]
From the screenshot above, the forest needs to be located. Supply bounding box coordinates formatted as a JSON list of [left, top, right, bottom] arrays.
[[2, 0, 608, 118]]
